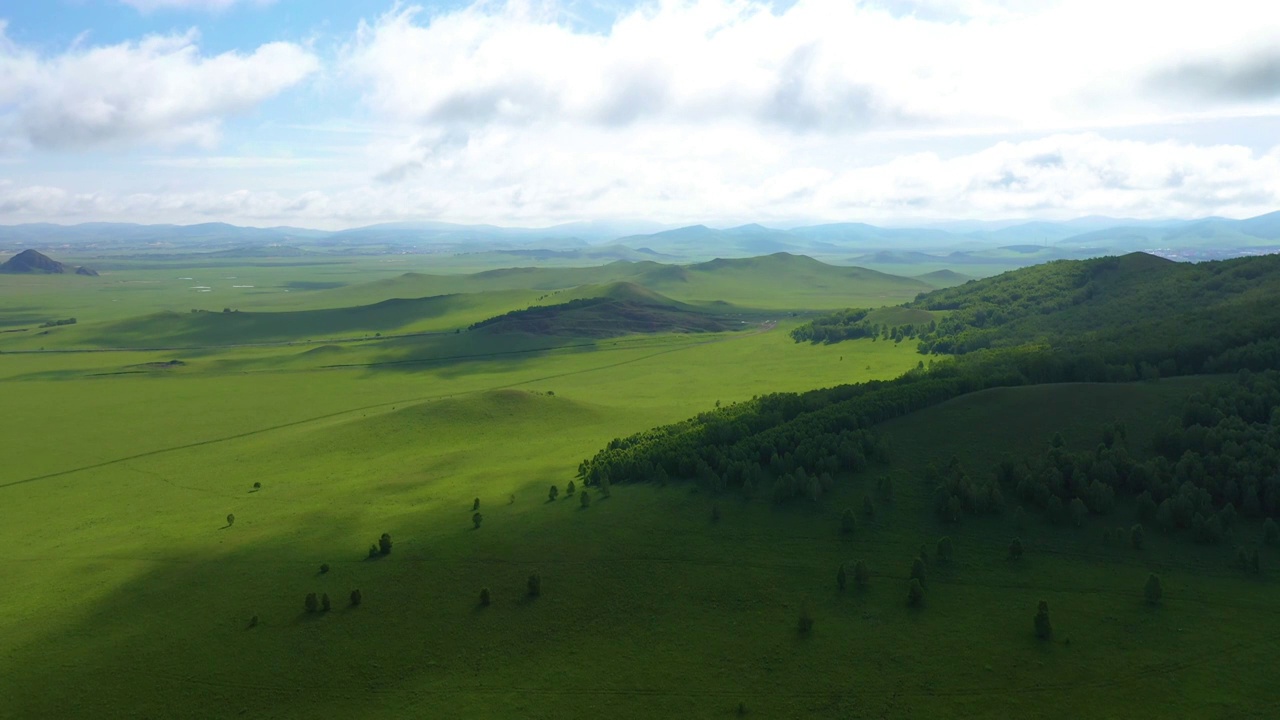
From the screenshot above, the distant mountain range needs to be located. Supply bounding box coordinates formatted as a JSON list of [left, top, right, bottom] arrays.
[[2, 212, 1277, 263]]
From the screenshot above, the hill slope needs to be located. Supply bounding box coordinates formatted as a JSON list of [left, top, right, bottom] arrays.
[[470, 283, 737, 338]]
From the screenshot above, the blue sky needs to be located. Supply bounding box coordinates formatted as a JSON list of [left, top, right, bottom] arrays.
[[1, 0, 1278, 228]]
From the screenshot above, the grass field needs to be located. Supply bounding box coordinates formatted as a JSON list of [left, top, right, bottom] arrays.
[[1, 253, 1273, 719]]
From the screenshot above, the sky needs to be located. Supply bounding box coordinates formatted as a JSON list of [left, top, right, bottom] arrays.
[[0, 0, 1278, 229]]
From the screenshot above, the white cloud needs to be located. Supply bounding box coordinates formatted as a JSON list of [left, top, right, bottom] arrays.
[[0, 24, 318, 150], [4, 133, 1277, 226], [345, 0, 1280, 135]]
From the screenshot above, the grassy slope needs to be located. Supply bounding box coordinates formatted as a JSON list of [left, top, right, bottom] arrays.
[[6, 371, 1269, 718]]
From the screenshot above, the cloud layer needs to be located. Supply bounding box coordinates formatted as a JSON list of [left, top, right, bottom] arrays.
[[0, 24, 317, 150], [4, 133, 1277, 226], [2, 1, 1278, 226]]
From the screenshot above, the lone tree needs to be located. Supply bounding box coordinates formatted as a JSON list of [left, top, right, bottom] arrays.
[[252, 482, 261, 490], [837, 563, 848, 592], [862, 494, 875, 518], [527, 573, 542, 598], [841, 508, 856, 535], [379, 533, 393, 556], [1070, 498, 1088, 527], [566, 481, 576, 496], [854, 560, 871, 589], [479, 588, 491, 607], [248, 615, 259, 628], [877, 475, 894, 503], [1130, 524, 1145, 550], [473, 497, 481, 511], [711, 504, 721, 523], [321, 593, 331, 612], [473, 512, 483, 529], [1264, 518, 1280, 546], [320, 563, 330, 574], [907, 578, 925, 607], [226, 513, 235, 527], [937, 536, 954, 564], [1009, 537, 1024, 560], [797, 604, 814, 635], [910, 557, 927, 586], [549, 485, 559, 502], [1144, 573, 1163, 605], [1034, 599, 1053, 640], [350, 589, 362, 607], [580, 491, 591, 508], [305, 592, 319, 613]]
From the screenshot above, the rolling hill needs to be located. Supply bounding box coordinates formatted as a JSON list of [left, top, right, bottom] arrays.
[[469, 282, 738, 338]]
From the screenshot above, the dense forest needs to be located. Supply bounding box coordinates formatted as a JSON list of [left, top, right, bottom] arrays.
[[581, 253, 1280, 516]]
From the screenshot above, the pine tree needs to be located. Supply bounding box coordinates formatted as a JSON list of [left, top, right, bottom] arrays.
[[907, 578, 925, 607], [841, 508, 856, 535], [1009, 537, 1024, 560], [1034, 600, 1052, 639], [1144, 573, 1163, 605], [837, 563, 848, 591], [854, 560, 870, 589]]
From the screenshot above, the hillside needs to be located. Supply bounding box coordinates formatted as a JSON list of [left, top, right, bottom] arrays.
[[469, 283, 737, 338], [84, 292, 534, 348], [309, 253, 931, 312], [908, 252, 1280, 369]]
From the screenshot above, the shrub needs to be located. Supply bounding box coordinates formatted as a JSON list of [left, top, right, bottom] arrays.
[[473, 497, 480, 511], [580, 491, 591, 508], [566, 481, 576, 496], [841, 508, 856, 535], [305, 592, 318, 613], [907, 578, 925, 607], [248, 615, 258, 628], [527, 573, 542, 597], [320, 563, 330, 574], [1144, 573, 1163, 605], [368, 545, 379, 559], [379, 533, 392, 555], [549, 485, 559, 502], [226, 513, 235, 527], [1009, 537, 1024, 560], [862, 494, 875, 518], [480, 588, 491, 607], [473, 512, 483, 529], [1130, 524, 1145, 550], [797, 605, 814, 634], [1034, 599, 1052, 639], [321, 593, 331, 612], [910, 557, 927, 586], [854, 560, 870, 589], [1264, 518, 1280, 546], [936, 536, 954, 564], [350, 589, 362, 607], [837, 563, 847, 591], [252, 482, 261, 490], [711, 504, 721, 523]]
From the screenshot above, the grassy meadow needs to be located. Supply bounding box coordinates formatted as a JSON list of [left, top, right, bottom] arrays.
[[0, 252, 1274, 719]]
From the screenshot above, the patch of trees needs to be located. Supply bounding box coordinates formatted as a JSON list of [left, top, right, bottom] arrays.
[[790, 309, 935, 345], [931, 456, 1004, 522], [39, 317, 76, 328]]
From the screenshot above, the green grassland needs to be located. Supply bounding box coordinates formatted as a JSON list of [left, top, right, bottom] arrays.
[[2, 250, 1275, 719]]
